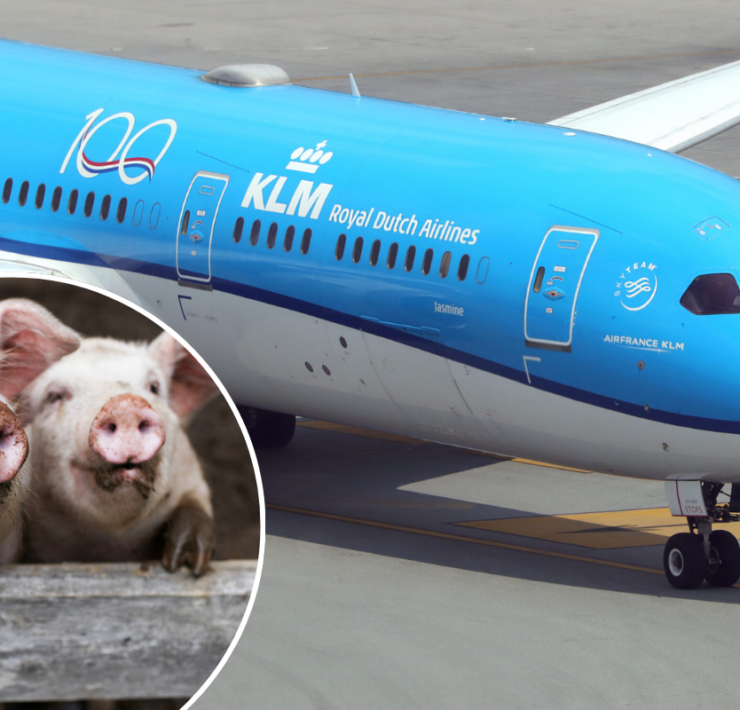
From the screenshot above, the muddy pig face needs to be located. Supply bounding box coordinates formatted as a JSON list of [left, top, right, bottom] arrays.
[[0, 298, 80, 563], [23, 332, 217, 532]]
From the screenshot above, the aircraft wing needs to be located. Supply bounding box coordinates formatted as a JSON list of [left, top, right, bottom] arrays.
[[548, 58, 740, 153]]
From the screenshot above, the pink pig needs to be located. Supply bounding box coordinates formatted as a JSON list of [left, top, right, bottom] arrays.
[[0, 299, 81, 564], [23, 331, 219, 575]]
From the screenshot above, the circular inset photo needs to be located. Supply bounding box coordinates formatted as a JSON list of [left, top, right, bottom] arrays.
[[0, 276, 263, 706]]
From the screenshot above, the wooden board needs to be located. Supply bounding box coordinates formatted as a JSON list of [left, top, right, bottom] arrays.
[[0, 560, 256, 701]]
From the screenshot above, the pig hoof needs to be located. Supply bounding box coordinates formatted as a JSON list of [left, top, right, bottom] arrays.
[[163, 505, 215, 577]]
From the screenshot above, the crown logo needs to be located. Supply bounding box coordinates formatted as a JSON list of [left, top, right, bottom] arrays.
[[286, 141, 333, 174]]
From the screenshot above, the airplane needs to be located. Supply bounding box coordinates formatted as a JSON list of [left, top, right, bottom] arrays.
[[2, 39, 740, 590]]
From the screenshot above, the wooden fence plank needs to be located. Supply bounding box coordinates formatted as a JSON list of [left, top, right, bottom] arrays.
[[0, 560, 255, 701]]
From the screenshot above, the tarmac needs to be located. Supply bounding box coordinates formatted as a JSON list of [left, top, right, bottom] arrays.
[[4, 2, 740, 707]]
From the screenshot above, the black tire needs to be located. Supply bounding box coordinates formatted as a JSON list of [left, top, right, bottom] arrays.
[[705, 530, 740, 587], [237, 406, 296, 449], [663, 533, 707, 589]]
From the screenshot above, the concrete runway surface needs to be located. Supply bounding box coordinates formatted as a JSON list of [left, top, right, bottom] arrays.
[[3, 1, 740, 707]]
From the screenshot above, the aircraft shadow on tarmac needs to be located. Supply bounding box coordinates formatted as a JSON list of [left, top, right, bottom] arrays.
[[258, 424, 740, 603]]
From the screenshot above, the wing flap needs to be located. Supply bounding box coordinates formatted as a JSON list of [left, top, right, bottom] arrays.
[[548, 59, 740, 153]]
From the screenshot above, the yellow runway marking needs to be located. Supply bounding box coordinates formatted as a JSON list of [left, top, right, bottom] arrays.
[[298, 420, 592, 472], [295, 49, 740, 83], [460, 508, 740, 549], [266, 503, 663, 576], [270, 446, 417, 461], [298, 420, 422, 444], [458, 449, 594, 473]]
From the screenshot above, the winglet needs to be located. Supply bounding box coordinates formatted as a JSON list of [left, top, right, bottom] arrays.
[[349, 73, 361, 99]]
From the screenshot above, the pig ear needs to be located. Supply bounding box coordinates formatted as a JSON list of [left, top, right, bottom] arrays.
[[149, 332, 218, 419], [0, 299, 81, 398]]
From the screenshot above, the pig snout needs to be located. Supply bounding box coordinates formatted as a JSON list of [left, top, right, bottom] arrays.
[[89, 394, 165, 465], [0, 401, 28, 484]]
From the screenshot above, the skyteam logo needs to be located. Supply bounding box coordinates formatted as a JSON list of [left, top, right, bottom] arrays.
[[60, 108, 177, 185], [614, 261, 658, 311], [242, 140, 334, 219], [286, 141, 333, 174]]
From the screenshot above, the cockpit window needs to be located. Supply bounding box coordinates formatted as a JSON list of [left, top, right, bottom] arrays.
[[681, 273, 740, 315]]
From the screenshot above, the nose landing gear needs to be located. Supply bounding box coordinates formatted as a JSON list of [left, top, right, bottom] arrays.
[[663, 481, 740, 589]]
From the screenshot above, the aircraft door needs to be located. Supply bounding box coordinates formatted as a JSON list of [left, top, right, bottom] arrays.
[[177, 172, 230, 284], [524, 226, 598, 351]]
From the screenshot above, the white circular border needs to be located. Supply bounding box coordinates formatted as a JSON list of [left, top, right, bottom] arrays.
[[0, 271, 266, 707]]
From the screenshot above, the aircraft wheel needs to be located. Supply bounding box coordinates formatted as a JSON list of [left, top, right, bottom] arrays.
[[237, 406, 296, 449], [705, 530, 740, 587], [663, 533, 707, 589]]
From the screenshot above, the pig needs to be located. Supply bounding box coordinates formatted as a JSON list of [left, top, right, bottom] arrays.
[[22, 331, 219, 575], [0, 298, 81, 564]]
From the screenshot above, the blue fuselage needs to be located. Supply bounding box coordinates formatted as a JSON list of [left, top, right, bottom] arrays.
[[2, 40, 740, 477]]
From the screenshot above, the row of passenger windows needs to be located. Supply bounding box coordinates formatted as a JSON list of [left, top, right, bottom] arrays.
[[1, 178, 160, 229], [2, 179, 478, 283], [233, 217, 312, 255], [335, 233, 470, 281], [231, 218, 475, 281], [4, 181, 476, 282]]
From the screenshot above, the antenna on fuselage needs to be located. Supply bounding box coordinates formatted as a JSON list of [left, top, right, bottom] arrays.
[[349, 73, 361, 98]]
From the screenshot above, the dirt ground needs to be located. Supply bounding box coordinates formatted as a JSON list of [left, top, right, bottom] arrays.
[[0, 276, 261, 561]]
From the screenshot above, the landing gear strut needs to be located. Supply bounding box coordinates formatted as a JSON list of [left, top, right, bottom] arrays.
[[663, 481, 740, 589]]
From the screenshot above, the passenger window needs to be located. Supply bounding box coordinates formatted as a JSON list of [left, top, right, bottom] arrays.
[[233, 217, 244, 243], [84, 192, 95, 217], [476, 256, 490, 284], [387, 242, 398, 269], [458, 254, 470, 281], [335, 233, 346, 260], [149, 202, 160, 229], [352, 237, 364, 263], [100, 194, 111, 220], [284, 225, 295, 252], [51, 186, 62, 213], [301, 228, 312, 254], [68, 189, 79, 215], [267, 222, 278, 249], [117, 197, 127, 223], [439, 251, 452, 278], [133, 199, 144, 227], [681, 273, 740, 315], [180, 209, 190, 236], [250, 220, 261, 245], [370, 239, 381, 266], [422, 248, 434, 275], [35, 184, 45, 209], [2, 178, 12, 204], [405, 245, 416, 272], [533, 266, 546, 293], [18, 181, 29, 207]]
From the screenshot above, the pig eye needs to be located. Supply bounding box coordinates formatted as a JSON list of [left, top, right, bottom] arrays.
[[149, 381, 160, 396], [45, 389, 67, 406]]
